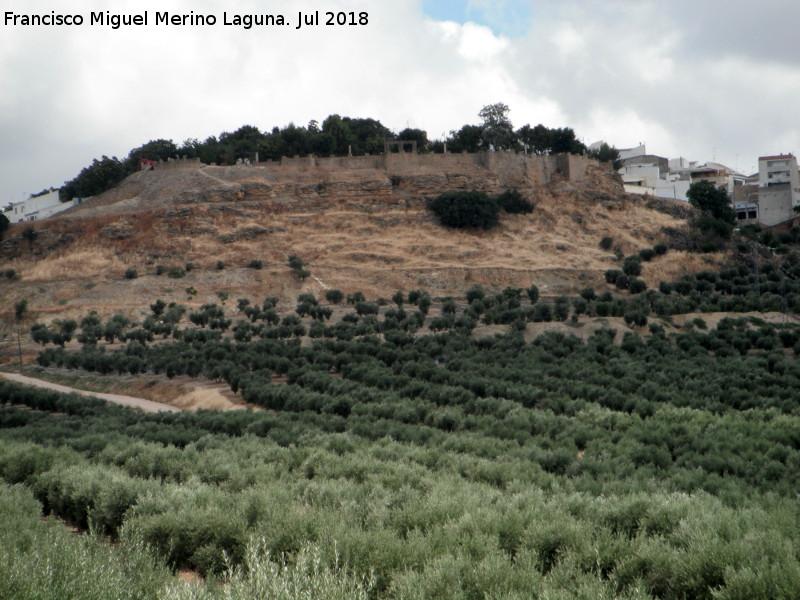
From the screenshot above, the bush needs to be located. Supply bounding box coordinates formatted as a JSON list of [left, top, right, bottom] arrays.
[[325, 289, 344, 304], [185, 262, 196, 272], [167, 267, 186, 279], [428, 191, 500, 230], [247, 260, 263, 270], [639, 248, 656, 262], [624, 310, 648, 327], [124, 268, 138, 280], [496, 189, 534, 214], [155, 265, 165, 276], [216, 260, 226, 270], [628, 279, 647, 294], [653, 242, 668, 256], [466, 285, 485, 303], [622, 256, 642, 277], [599, 236, 614, 250]]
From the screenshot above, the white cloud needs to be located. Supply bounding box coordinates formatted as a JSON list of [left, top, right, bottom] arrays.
[[2, 0, 800, 202]]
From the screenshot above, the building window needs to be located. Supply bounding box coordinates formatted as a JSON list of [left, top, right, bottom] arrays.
[[737, 212, 747, 220], [748, 210, 757, 219]]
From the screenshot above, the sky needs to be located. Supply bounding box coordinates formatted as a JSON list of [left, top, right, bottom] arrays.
[[2, 0, 800, 205]]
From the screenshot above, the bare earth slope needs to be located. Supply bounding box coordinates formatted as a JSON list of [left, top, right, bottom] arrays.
[[0, 153, 715, 322]]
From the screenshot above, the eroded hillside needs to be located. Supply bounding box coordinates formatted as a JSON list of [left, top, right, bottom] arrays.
[[0, 153, 718, 322]]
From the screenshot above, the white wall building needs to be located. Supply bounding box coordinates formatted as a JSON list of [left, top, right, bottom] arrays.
[[755, 154, 800, 226], [2, 190, 80, 224], [618, 152, 691, 201]]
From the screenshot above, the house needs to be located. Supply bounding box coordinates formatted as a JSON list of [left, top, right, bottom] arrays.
[[616, 147, 691, 201], [688, 162, 746, 195], [754, 154, 800, 227], [2, 189, 81, 224]]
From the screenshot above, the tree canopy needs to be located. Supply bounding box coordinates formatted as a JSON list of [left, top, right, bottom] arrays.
[[58, 105, 600, 202]]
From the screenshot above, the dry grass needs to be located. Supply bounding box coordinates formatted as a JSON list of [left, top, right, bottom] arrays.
[[23, 247, 127, 281], [172, 387, 243, 412], [2, 165, 729, 316]]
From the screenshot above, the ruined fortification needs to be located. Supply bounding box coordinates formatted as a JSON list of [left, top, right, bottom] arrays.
[[79, 151, 602, 215]]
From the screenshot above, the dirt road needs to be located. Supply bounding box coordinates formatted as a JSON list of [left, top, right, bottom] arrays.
[[0, 373, 182, 413]]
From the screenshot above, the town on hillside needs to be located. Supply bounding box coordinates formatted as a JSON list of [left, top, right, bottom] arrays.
[[603, 142, 800, 228]]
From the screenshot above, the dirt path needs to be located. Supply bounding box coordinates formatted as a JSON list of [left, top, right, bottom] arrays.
[[0, 373, 182, 413]]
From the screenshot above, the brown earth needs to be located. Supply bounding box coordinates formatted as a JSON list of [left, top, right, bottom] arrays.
[[0, 156, 717, 327]]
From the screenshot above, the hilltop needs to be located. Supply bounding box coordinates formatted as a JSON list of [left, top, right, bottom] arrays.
[[0, 151, 713, 322]]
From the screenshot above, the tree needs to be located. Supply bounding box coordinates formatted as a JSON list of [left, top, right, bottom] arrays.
[[516, 124, 553, 155], [587, 142, 622, 169], [687, 180, 735, 240], [325, 289, 344, 304], [125, 139, 178, 171], [60, 155, 127, 201], [10, 299, 31, 366], [448, 125, 484, 153], [687, 181, 735, 222], [428, 191, 500, 230], [0, 213, 9, 240], [397, 128, 428, 152], [479, 103, 516, 150], [322, 115, 356, 156]]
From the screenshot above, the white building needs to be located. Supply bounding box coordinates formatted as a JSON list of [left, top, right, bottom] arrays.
[[755, 154, 800, 226], [2, 190, 80, 224], [618, 151, 692, 201]]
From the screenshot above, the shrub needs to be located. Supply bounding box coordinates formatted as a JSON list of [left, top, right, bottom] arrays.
[[155, 265, 165, 276], [639, 248, 656, 262], [21, 226, 37, 242], [124, 268, 138, 280], [628, 279, 647, 294], [428, 191, 500, 230], [167, 267, 186, 279], [466, 285, 485, 303], [599, 236, 614, 250], [216, 260, 225, 270], [605, 270, 623, 284], [325, 289, 344, 304], [496, 189, 534, 214], [185, 262, 196, 272], [653, 242, 668, 256], [624, 310, 648, 327], [615, 274, 631, 290], [247, 259, 263, 270], [622, 256, 642, 277]]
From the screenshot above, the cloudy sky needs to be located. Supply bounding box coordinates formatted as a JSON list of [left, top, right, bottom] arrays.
[[2, 0, 799, 205]]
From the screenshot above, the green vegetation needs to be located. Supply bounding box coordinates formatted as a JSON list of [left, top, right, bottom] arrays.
[[58, 105, 599, 203], [0, 213, 10, 240], [428, 191, 500, 230], [587, 141, 622, 169], [687, 180, 736, 249], [6, 257, 800, 599], [288, 255, 311, 280], [496, 188, 534, 214]]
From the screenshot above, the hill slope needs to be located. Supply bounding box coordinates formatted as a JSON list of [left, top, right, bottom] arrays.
[[0, 153, 713, 321]]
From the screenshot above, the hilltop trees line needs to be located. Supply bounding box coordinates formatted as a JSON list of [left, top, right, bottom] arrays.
[[59, 103, 612, 201]]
